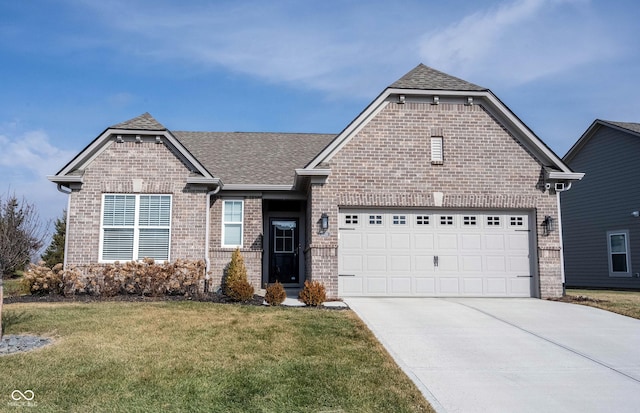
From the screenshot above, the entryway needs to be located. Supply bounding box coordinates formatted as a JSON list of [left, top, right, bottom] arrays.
[[263, 199, 306, 290]]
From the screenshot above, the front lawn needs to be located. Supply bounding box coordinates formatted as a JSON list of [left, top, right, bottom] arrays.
[[1, 302, 433, 412], [564, 289, 640, 320], [3, 276, 26, 298]]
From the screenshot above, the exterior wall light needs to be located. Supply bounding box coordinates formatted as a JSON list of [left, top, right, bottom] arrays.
[[632, 211, 639, 218], [543, 215, 555, 236], [320, 213, 329, 232]]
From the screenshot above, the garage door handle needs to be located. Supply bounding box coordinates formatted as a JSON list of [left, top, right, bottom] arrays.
[[339, 274, 355, 277], [517, 275, 533, 278], [433, 255, 439, 267]]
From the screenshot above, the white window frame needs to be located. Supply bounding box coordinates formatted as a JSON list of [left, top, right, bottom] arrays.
[[222, 200, 244, 248], [99, 194, 172, 263], [607, 230, 631, 277]]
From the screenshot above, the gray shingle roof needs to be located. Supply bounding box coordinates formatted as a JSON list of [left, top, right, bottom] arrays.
[[390, 64, 487, 91], [600, 120, 640, 135], [110, 112, 166, 130], [174, 131, 336, 185]]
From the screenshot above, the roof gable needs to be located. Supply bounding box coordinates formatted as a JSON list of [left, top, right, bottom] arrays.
[[390, 64, 487, 91], [305, 64, 577, 178], [110, 112, 166, 131], [564, 119, 640, 163], [48, 113, 217, 187]]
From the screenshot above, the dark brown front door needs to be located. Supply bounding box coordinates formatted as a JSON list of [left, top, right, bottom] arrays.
[[269, 218, 300, 284]]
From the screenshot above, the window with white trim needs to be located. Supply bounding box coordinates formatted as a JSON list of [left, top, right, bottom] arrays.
[[608, 230, 631, 276], [431, 137, 443, 164], [463, 216, 477, 226], [392, 215, 407, 225], [369, 215, 382, 225], [101, 194, 171, 262], [345, 215, 359, 225], [222, 200, 244, 247], [416, 215, 430, 225]]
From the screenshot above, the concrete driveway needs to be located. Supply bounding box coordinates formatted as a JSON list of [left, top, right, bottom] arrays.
[[345, 298, 640, 413]]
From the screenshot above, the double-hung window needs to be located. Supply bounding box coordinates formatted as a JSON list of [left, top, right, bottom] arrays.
[[100, 194, 172, 262], [222, 200, 244, 247], [607, 230, 631, 276]]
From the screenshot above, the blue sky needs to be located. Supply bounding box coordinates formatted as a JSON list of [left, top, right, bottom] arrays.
[[1, 0, 639, 228]]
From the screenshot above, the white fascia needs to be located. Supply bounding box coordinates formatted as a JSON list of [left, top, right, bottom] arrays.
[[547, 171, 585, 181], [187, 176, 223, 186], [47, 174, 84, 184], [54, 129, 215, 181], [221, 184, 294, 191]]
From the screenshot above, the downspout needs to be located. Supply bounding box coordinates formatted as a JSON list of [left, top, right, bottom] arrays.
[[205, 185, 221, 291], [56, 184, 72, 269], [554, 183, 572, 295]]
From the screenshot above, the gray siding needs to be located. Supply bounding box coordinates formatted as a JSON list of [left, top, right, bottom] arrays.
[[562, 125, 640, 289]]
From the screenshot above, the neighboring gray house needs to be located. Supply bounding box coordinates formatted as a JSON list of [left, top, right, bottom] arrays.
[[48, 64, 583, 298], [562, 120, 640, 289]]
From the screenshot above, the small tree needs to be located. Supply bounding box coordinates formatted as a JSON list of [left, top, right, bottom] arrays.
[[224, 248, 254, 302], [41, 210, 66, 268], [0, 193, 48, 338]]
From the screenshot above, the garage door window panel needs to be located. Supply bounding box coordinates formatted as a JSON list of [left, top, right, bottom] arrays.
[[369, 215, 383, 225]]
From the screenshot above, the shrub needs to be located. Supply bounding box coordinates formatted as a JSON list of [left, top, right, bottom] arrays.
[[224, 248, 254, 301], [298, 280, 326, 306], [265, 281, 286, 306], [56, 259, 205, 298], [22, 262, 64, 295], [227, 279, 255, 302]]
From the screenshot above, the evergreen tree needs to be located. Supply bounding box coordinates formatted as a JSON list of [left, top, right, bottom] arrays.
[[42, 210, 66, 268]]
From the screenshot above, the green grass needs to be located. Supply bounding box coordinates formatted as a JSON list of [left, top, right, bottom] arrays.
[[564, 289, 640, 319], [3, 277, 26, 297], [0, 302, 433, 412]]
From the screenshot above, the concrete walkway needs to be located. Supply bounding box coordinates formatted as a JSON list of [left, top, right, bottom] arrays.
[[346, 297, 640, 413]]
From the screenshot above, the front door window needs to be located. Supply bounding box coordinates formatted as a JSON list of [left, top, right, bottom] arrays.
[[269, 219, 299, 284]]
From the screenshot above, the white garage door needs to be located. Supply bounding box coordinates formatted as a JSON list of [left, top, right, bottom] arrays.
[[338, 209, 534, 297]]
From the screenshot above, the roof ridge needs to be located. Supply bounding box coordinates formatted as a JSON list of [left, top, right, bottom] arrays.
[[173, 130, 335, 136], [390, 63, 487, 91], [110, 112, 166, 131]]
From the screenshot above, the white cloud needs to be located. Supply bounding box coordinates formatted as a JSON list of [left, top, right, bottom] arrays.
[[63, 0, 417, 97], [0, 129, 75, 227], [418, 0, 619, 86]]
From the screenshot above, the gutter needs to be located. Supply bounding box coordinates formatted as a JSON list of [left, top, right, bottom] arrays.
[[55, 184, 72, 269], [204, 184, 222, 290]]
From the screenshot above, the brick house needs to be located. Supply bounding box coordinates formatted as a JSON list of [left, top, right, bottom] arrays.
[[49, 64, 583, 298]]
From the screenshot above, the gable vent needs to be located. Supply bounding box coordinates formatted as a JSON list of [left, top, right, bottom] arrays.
[[431, 137, 443, 164]]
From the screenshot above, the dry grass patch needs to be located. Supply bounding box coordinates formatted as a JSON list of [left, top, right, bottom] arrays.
[[564, 289, 640, 319], [1, 302, 433, 412]]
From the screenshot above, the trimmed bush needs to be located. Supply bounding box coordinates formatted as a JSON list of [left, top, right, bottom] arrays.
[[298, 280, 326, 306], [22, 262, 64, 295], [27, 259, 205, 298], [227, 279, 255, 302], [265, 281, 286, 306], [224, 248, 255, 301]]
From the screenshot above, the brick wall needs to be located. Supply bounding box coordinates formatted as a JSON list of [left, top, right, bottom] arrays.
[[208, 196, 263, 291], [308, 102, 563, 298], [66, 139, 208, 267]]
